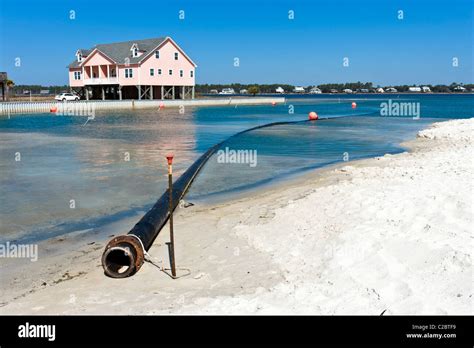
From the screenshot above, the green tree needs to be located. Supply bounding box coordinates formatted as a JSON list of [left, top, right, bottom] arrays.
[[248, 85, 259, 96]]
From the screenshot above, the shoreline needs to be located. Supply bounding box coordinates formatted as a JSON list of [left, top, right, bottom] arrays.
[[0, 97, 285, 115], [0, 118, 472, 314]]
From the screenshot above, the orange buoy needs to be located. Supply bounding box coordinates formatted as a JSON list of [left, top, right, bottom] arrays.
[[308, 111, 318, 120], [159, 102, 165, 109], [351, 102, 357, 109], [271, 101, 276, 106], [50, 106, 57, 113]]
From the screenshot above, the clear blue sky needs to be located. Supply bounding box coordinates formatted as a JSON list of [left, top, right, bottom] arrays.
[[0, 0, 472, 86]]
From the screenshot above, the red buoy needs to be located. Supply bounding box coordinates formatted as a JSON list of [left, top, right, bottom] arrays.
[[308, 111, 318, 120], [50, 106, 57, 113], [159, 102, 165, 109], [271, 101, 276, 106], [351, 102, 357, 109]]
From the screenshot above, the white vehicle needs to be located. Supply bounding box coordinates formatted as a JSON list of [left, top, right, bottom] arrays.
[[219, 88, 235, 95], [343, 89, 353, 94], [55, 92, 79, 101], [376, 87, 385, 93], [293, 86, 305, 93], [408, 87, 422, 92], [275, 86, 285, 94], [309, 87, 322, 94], [385, 87, 398, 93]]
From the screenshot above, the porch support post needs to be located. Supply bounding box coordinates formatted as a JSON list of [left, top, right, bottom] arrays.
[[150, 85, 153, 100], [192, 86, 195, 99], [119, 86, 122, 100], [172, 86, 175, 100], [182, 86, 185, 100], [102, 86, 105, 100], [161, 85, 164, 100], [85, 87, 89, 100]]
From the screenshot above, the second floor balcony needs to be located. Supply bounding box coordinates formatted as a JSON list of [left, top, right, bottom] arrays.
[[83, 77, 119, 85]]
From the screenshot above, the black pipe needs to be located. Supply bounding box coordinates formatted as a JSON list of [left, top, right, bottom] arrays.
[[102, 117, 324, 278]]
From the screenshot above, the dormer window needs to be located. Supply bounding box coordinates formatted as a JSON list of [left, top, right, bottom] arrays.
[[76, 50, 83, 62], [131, 44, 139, 58], [174, 52, 178, 60], [155, 50, 160, 59]]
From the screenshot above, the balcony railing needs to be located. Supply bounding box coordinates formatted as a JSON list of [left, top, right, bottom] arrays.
[[83, 77, 118, 85]]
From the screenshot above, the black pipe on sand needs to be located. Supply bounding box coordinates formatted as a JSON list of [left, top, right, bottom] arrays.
[[101, 117, 323, 278]]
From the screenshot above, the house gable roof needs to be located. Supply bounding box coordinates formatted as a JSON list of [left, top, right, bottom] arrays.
[[68, 37, 190, 68]]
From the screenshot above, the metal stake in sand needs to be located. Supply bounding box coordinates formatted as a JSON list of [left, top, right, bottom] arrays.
[[166, 154, 177, 277]]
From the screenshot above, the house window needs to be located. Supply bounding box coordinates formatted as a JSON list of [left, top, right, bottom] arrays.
[[150, 68, 154, 76], [77, 53, 82, 62], [179, 70, 183, 77], [158, 69, 162, 75], [74, 71, 81, 80], [155, 51, 160, 59], [111, 69, 116, 77], [169, 69, 173, 75], [125, 68, 133, 78], [190, 70, 194, 78], [174, 52, 178, 60], [132, 47, 138, 57]]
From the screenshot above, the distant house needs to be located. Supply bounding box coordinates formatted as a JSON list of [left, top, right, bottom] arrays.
[[343, 88, 353, 94], [293, 86, 305, 93], [68, 37, 197, 100], [376, 87, 385, 93], [0, 72, 7, 101], [453, 86, 466, 92], [275, 86, 285, 94], [408, 87, 422, 92], [385, 87, 398, 93], [422, 86, 431, 93], [309, 87, 322, 94], [219, 88, 235, 95]]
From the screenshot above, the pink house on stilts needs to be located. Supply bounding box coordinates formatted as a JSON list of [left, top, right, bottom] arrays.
[[68, 37, 196, 100]]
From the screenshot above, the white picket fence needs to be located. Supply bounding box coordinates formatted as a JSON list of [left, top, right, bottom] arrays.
[[0, 97, 285, 115]]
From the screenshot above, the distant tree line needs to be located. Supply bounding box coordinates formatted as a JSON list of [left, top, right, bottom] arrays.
[[195, 84, 295, 94], [10, 84, 69, 95], [316, 82, 373, 93], [195, 82, 473, 94]]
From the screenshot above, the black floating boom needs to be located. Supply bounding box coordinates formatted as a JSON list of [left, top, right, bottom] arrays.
[[101, 117, 322, 278]]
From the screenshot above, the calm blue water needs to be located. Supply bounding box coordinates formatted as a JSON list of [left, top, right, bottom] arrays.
[[0, 95, 472, 243]]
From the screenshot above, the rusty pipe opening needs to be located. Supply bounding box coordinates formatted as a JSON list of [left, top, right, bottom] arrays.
[[101, 235, 145, 278]]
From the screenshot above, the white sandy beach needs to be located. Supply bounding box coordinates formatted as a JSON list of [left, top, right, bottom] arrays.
[[1, 118, 472, 315]]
